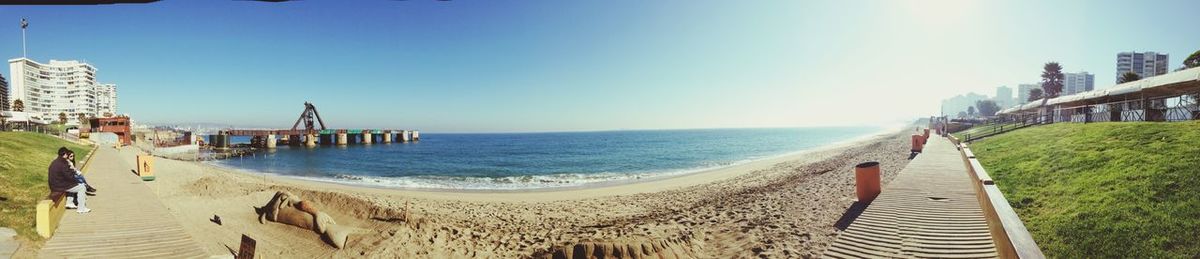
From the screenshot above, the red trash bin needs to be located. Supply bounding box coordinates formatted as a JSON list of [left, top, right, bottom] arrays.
[[855, 161, 882, 203], [911, 134, 924, 152]]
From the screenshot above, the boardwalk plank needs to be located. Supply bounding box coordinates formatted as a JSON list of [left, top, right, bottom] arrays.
[[823, 136, 998, 258], [40, 147, 209, 258]]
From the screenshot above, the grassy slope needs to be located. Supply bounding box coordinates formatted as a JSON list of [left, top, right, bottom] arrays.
[[969, 122, 1200, 258], [0, 132, 92, 242], [951, 121, 1023, 140]]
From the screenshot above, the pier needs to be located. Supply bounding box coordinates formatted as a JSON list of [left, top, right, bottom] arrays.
[[214, 128, 420, 148], [208, 102, 419, 149]]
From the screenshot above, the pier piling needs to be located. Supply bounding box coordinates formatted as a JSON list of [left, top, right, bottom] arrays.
[[210, 103, 419, 150]]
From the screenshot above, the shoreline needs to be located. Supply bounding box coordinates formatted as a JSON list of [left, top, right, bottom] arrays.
[[202, 125, 904, 196], [125, 125, 917, 257]]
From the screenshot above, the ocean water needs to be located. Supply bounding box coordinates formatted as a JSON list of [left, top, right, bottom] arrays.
[[212, 127, 882, 190]]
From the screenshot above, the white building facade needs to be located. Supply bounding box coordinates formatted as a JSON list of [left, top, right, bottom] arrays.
[[1017, 83, 1038, 104], [1117, 51, 1169, 83], [95, 83, 117, 117], [1063, 72, 1095, 95], [7, 58, 117, 125], [994, 86, 1013, 108]]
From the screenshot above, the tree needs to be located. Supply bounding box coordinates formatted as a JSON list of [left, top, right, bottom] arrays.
[[12, 99, 23, 112], [1028, 88, 1044, 102], [1119, 71, 1142, 84], [976, 100, 1001, 116], [1040, 62, 1065, 98], [103, 112, 114, 118], [1185, 50, 1200, 69], [58, 112, 67, 124], [77, 113, 90, 128], [967, 106, 976, 116], [957, 111, 968, 118]]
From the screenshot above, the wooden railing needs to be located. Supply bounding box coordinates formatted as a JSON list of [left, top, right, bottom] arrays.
[[960, 114, 1042, 143], [36, 144, 98, 238], [948, 134, 1045, 259]]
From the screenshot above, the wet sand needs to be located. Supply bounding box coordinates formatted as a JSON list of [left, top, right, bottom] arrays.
[[121, 128, 915, 258]]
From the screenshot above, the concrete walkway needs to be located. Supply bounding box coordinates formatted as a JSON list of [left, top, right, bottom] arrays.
[[0, 227, 17, 258], [39, 147, 209, 258], [824, 136, 997, 258]]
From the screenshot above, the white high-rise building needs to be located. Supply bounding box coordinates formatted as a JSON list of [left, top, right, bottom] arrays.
[[1117, 51, 1169, 83], [7, 58, 118, 125], [1017, 83, 1038, 104], [95, 83, 117, 117], [1063, 72, 1095, 95], [994, 86, 1013, 108]]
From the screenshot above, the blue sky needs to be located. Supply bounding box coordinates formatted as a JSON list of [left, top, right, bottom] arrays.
[[2, 0, 1198, 133]]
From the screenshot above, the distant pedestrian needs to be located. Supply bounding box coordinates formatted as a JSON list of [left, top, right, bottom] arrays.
[[48, 147, 90, 213]]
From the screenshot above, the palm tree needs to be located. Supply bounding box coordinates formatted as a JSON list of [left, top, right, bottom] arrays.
[[12, 99, 24, 112], [58, 112, 67, 124], [1185, 50, 1200, 69], [1119, 71, 1142, 84], [1040, 62, 1065, 98]]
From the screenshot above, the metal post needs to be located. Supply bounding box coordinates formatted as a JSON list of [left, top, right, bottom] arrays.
[[22, 22, 26, 58]]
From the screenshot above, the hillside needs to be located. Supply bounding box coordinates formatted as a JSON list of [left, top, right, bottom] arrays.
[[968, 122, 1200, 258], [0, 132, 92, 242]]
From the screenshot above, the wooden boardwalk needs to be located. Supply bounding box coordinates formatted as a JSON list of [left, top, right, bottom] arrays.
[[824, 136, 998, 258], [40, 147, 209, 258]]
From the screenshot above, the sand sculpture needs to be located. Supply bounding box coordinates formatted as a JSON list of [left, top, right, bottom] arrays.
[[258, 191, 356, 248]]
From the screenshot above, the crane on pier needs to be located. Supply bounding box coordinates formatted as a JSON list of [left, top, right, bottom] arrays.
[[214, 101, 418, 148], [290, 102, 327, 132]]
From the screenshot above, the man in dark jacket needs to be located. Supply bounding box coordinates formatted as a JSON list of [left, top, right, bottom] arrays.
[[49, 147, 90, 213]]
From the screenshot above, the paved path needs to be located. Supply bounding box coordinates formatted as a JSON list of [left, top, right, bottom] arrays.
[[0, 227, 17, 258], [40, 147, 209, 258], [824, 136, 997, 258]]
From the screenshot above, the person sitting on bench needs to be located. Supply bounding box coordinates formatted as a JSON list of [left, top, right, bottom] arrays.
[[49, 147, 91, 213], [67, 152, 97, 196]]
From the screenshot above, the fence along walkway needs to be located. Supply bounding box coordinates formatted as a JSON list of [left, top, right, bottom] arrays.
[[823, 136, 997, 258], [39, 147, 209, 258]]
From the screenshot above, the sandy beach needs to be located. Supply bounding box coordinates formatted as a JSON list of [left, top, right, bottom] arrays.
[[116, 128, 914, 258]]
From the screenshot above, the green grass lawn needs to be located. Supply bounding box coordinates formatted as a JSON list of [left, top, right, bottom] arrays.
[[0, 132, 92, 242], [968, 121, 1200, 258]]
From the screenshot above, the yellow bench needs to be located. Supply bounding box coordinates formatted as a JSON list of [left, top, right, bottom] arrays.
[[35, 192, 69, 238], [36, 145, 98, 238]]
